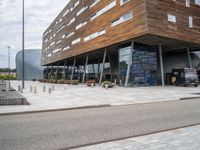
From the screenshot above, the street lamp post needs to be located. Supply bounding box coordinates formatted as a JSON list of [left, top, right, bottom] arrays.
[[7, 46, 11, 90], [22, 0, 25, 88]]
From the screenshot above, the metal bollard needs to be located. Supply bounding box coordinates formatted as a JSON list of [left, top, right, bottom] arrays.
[[105, 84, 108, 89], [52, 85, 55, 91], [30, 86, 33, 92], [43, 86, 46, 92], [48, 88, 52, 94], [34, 87, 37, 94]]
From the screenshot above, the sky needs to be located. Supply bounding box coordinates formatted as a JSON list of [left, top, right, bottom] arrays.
[[0, 0, 69, 68]]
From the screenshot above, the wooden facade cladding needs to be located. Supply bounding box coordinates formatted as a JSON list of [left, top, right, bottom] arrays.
[[146, 0, 200, 44], [42, 0, 200, 66], [42, 0, 148, 65]]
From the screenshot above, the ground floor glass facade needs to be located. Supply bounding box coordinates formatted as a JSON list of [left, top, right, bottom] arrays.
[[119, 46, 157, 87]]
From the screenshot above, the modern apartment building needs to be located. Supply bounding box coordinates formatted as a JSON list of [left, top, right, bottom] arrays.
[[42, 0, 200, 87]]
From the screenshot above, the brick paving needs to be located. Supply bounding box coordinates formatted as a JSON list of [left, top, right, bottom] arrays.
[[1, 81, 200, 114], [0, 81, 28, 105], [76, 125, 200, 150]]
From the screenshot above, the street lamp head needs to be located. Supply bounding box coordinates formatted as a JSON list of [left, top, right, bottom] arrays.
[[7, 46, 11, 49]]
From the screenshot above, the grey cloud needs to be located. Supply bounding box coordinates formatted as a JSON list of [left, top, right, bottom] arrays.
[[0, 0, 69, 68]]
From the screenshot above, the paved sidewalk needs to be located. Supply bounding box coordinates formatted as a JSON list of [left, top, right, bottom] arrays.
[[76, 125, 200, 150], [0, 81, 200, 114]]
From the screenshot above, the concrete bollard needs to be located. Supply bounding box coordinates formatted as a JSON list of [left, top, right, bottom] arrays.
[[43, 86, 46, 92], [48, 88, 52, 94], [34, 87, 37, 94], [64, 84, 67, 90], [18, 85, 21, 92], [119, 80, 122, 87], [52, 85, 55, 91], [105, 84, 108, 89], [30, 86, 33, 92], [20, 87, 23, 93], [5, 82, 10, 92], [91, 83, 94, 88], [114, 79, 117, 85]]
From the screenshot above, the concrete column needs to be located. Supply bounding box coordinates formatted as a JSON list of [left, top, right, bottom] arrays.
[[46, 66, 49, 79], [63, 60, 67, 79], [55, 62, 59, 80], [187, 48, 193, 68], [71, 58, 76, 80], [125, 41, 134, 88], [51, 66, 53, 79], [159, 44, 165, 87], [92, 64, 95, 74], [97, 59, 100, 82], [82, 54, 89, 83], [99, 49, 107, 85], [109, 55, 112, 81]]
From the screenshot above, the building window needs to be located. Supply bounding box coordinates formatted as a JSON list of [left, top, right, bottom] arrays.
[[111, 12, 133, 27], [168, 14, 176, 23], [62, 35, 66, 39], [186, 0, 190, 7], [120, 0, 129, 5], [57, 25, 65, 33], [67, 17, 75, 26], [44, 39, 48, 43], [90, 0, 101, 8], [84, 29, 106, 42], [70, 1, 80, 12], [53, 48, 61, 54], [72, 38, 81, 45], [195, 0, 200, 5], [50, 42, 55, 46], [90, 1, 116, 20], [77, 6, 88, 16], [76, 21, 87, 30], [44, 31, 48, 37], [56, 40, 61, 44], [66, 32, 75, 38], [63, 46, 70, 51], [189, 16, 193, 28], [63, 9, 69, 17], [47, 54, 52, 57]]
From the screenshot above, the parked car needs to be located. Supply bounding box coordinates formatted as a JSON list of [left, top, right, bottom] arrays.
[[172, 68, 199, 87]]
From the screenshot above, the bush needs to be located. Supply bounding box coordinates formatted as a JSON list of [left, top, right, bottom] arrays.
[[42, 79, 47, 83], [0, 74, 16, 80], [57, 79, 65, 84], [101, 81, 114, 88], [71, 80, 79, 85], [49, 79, 57, 83], [64, 80, 79, 85], [38, 79, 43, 82], [32, 79, 37, 81], [64, 80, 71, 84], [86, 80, 96, 86]]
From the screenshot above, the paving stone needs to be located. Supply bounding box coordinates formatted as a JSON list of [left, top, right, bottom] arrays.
[[0, 81, 28, 105], [75, 125, 200, 150]]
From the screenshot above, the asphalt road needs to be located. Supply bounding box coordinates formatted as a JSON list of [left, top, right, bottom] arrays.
[[0, 99, 200, 150]]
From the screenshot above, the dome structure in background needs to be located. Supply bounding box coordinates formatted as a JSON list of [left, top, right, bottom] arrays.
[[16, 49, 44, 80]]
